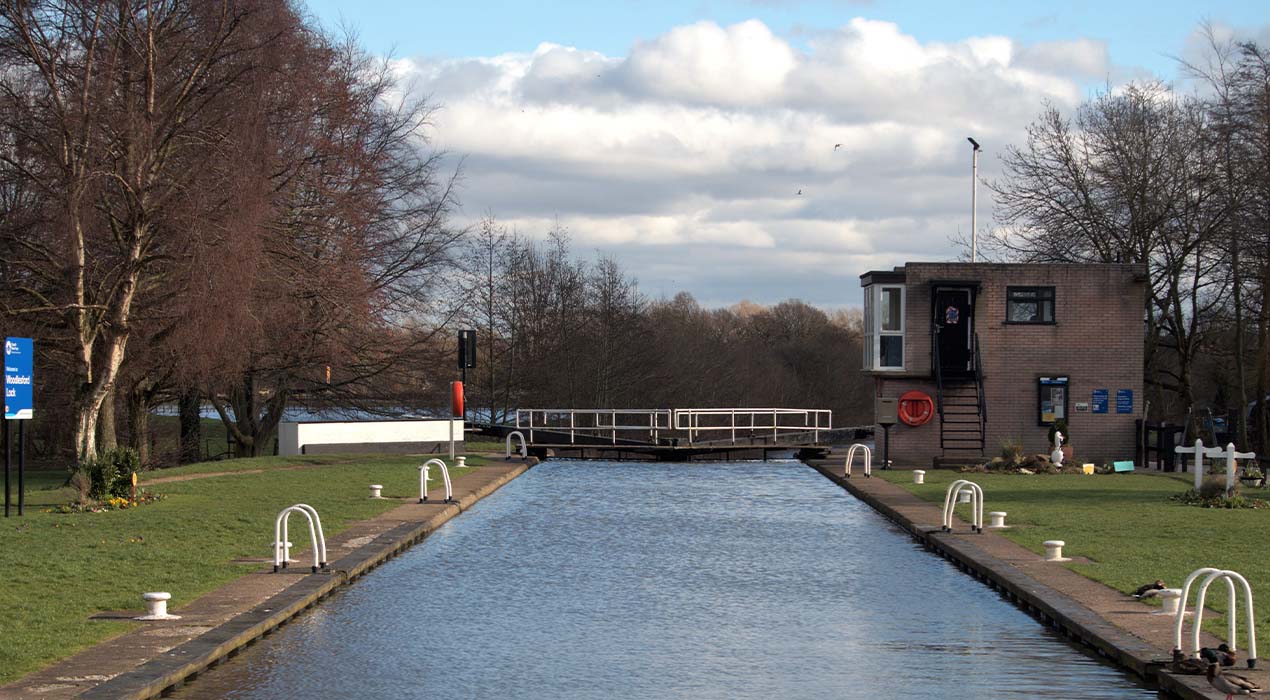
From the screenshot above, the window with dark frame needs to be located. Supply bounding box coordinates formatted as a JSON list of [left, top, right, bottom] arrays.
[[1006, 286, 1055, 324]]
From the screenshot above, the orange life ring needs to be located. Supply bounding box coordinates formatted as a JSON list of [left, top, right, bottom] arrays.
[[898, 390, 934, 427], [451, 381, 465, 418]]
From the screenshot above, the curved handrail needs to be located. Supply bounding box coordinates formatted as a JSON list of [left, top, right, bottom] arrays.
[[844, 444, 872, 478], [506, 431, 528, 459], [290, 503, 327, 568], [274, 505, 324, 573], [941, 479, 984, 532], [419, 458, 452, 503], [1173, 567, 1258, 667]]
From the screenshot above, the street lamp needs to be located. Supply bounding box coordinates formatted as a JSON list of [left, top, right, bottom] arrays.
[[967, 137, 980, 262]]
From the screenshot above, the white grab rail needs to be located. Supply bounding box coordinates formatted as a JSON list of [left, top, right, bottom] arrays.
[[1173, 567, 1257, 667], [419, 458, 452, 503], [941, 480, 984, 533], [844, 443, 871, 478], [506, 431, 527, 459], [274, 504, 327, 573]]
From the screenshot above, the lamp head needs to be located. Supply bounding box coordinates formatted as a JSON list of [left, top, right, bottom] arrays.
[[967, 137, 981, 150]]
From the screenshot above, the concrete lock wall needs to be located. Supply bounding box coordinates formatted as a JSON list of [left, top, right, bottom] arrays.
[[278, 419, 465, 456]]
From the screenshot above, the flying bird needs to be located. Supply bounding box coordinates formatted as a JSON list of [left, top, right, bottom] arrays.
[[834, 143, 843, 151], [796, 189, 803, 196], [1207, 662, 1260, 700]]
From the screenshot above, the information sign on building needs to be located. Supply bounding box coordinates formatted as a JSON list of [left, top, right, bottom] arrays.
[[1091, 389, 1108, 414], [1115, 389, 1133, 414]]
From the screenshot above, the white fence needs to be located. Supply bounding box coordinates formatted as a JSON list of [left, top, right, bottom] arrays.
[[514, 408, 832, 445]]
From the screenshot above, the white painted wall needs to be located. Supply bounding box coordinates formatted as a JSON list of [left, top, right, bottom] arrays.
[[278, 419, 464, 456]]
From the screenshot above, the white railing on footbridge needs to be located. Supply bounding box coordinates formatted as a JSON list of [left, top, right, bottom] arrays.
[[672, 408, 832, 445], [514, 407, 832, 446], [515, 409, 673, 445]]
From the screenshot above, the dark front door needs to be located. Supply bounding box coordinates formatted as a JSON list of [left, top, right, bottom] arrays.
[[933, 287, 974, 376]]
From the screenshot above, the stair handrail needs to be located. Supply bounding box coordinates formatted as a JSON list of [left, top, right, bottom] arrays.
[[974, 332, 987, 438], [933, 324, 945, 422]]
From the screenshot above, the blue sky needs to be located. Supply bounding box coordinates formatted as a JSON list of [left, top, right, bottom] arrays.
[[303, 1, 1269, 309], [307, 0, 1263, 80]]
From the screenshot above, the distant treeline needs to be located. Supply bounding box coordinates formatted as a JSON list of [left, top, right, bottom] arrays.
[[452, 219, 874, 428]]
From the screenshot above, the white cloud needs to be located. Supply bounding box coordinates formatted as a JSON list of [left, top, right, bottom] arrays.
[[403, 18, 1125, 307]]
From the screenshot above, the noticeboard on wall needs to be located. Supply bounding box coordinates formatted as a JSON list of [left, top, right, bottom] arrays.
[[1037, 375, 1068, 426], [1116, 389, 1134, 414], [1091, 389, 1108, 414]]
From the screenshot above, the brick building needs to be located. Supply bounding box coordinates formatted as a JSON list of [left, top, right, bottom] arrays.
[[860, 262, 1146, 466]]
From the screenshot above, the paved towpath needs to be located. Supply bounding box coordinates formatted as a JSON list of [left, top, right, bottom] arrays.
[[0, 458, 533, 700], [807, 448, 1254, 700]]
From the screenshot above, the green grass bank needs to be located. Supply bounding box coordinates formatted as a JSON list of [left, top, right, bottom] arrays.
[[874, 468, 1270, 650], [0, 453, 483, 684]]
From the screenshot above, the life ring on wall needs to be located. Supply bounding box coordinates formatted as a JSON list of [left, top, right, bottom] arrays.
[[897, 391, 935, 427]]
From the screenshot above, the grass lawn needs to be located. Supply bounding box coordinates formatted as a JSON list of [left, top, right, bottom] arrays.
[[874, 469, 1270, 650], [0, 452, 483, 684]]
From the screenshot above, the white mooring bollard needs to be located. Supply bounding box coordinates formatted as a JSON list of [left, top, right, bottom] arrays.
[[987, 511, 1007, 528], [958, 490, 972, 504], [1153, 589, 1184, 616], [271, 539, 297, 563], [369, 484, 384, 499], [1043, 540, 1069, 562], [913, 470, 925, 484], [136, 592, 180, 621], [456, 456, 467, 469]]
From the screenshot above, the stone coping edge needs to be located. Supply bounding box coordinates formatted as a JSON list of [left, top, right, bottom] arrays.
[[804, 461, 1213, 700], [77, 462, 533, 700]]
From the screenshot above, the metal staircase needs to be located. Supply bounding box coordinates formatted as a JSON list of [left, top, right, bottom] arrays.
[[935, 333, 986, 455]]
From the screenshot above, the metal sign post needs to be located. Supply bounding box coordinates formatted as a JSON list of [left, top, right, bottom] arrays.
[[4, 337, 34, 517], [877, 397, 898, 469]]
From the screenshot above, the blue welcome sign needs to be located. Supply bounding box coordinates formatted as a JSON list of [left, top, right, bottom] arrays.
[[1091, 389, 1108, 414], [4, 337, 33, 420]]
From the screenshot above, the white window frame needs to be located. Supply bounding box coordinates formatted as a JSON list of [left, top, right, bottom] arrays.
[[864, 284, 905, 371]]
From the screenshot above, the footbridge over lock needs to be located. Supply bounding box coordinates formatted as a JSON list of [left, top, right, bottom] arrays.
[[472, 408, 871, 461]]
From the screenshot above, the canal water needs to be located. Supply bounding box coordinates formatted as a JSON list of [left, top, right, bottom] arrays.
[[170, 460, 1156, 699]]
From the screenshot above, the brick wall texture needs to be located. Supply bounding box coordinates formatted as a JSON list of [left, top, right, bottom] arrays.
[[865, 263, 1146, 466]]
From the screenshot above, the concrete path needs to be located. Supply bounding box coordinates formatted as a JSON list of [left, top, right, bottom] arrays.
[[0, 459, 533, 700], [807, 449, 1254, 700]]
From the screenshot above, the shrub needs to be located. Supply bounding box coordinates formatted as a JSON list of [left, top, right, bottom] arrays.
[[1171, 476, 1268, 509], [75, 447, 140, 501], [1199, 475, 1235, 500]]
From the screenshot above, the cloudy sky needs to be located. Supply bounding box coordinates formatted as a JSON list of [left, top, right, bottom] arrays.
[[307, 0, 1269, 309]]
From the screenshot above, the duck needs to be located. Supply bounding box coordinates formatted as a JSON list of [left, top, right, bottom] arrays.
[[1172, 656, 1211, 675], [1133, 580, 1166, 598], [1201, 644, 1238, 667], [1207, 662, 1260, 700]]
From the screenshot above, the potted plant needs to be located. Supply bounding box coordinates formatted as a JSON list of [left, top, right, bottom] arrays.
[[1047, 419, 1073, 463], [1240, 464, 1264, 488]]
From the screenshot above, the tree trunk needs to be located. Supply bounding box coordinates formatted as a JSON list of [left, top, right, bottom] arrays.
[[126, 383, 151, 466], [179, 389, 203, 464], [97, 388, 118, 452]]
